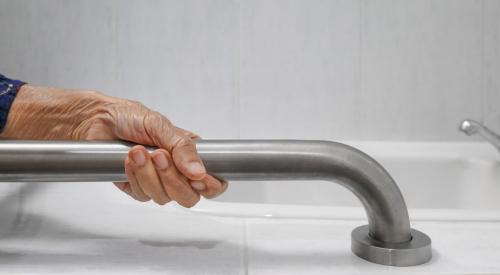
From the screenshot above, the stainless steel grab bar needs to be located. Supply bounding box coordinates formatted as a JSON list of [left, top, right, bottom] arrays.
[[0, 140, 431, 266]]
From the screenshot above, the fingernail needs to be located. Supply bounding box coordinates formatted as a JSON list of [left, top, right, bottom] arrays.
[[131, 150, 146, 166], [191, 181, 206, 191], [152, 152, 169, 170], [187, 162, 206, 175]]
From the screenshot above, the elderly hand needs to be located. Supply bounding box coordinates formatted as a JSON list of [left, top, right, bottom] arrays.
[[1, 85, 227, 207]]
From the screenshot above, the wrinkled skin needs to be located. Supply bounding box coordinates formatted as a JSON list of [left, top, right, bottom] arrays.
[[0, 85, 227, 207]]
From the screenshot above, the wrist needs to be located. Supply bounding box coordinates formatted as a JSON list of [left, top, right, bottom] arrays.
[[0, 85, 117, 140]]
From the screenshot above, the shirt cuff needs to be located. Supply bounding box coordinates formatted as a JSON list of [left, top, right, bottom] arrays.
[[0, 74, 26, 133]]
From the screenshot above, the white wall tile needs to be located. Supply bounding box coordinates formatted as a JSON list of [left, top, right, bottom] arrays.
[[239, 0, 361, 139], [0, 0, 496, 141], [0, 0, 240, 139], [360, 0, 483, 140], [484, 0, 500, 132], [0, 0, 115, 92], [110, 0, 240, 138]]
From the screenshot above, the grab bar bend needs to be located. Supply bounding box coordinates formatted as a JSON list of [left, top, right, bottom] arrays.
[[0, 140, 431, 266]]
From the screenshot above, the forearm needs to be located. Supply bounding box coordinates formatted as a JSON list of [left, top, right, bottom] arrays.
[[0, 85, 115, 140]]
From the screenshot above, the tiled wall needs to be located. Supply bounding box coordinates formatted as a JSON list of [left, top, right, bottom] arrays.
[[0, 0, 498, 141]]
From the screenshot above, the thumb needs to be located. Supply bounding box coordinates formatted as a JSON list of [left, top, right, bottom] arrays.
[[145, 112, 207, 181]]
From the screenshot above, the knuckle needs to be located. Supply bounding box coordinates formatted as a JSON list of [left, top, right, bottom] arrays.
[[202, 191, 219, 199], [180, 195, 200, 208], [151, 192, 169, 204], [135, 195, 151, 202], [201, 193, 215, 199], [144, 112, 175, 145], [172, 136, 194, 153], [154, 198, 169, 205], [179, 135, 194, 147], [130, 192, 151, 202]]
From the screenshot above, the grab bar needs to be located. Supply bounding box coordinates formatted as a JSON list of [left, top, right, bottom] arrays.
[[0, 140, 431, 266]]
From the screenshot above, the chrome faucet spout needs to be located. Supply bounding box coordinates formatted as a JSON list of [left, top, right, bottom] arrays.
[[459, 119, 500, 152], [0, 140, 431, 266]]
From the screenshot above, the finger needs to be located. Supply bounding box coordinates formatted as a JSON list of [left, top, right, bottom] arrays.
[[171, 136, 207, 181], [191, 175, 228, 199], [124, 157, 150, 202], [151, 149, 200, 208], [129, 145, 170, 205]]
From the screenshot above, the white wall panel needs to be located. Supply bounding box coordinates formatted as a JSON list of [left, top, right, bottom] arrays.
[[239, 0, 361, 139], [0, 0, 496, 141], [484, 0, 500, 132], [360, 0, 483, 140]]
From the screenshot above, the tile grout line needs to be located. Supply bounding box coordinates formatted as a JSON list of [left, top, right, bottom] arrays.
[[480, 0, 486, 124], [242, 219, 249, 275], [357, 0, 364, 138], [236, 0, 242, 139]]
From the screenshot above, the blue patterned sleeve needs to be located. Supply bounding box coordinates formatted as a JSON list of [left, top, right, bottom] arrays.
[[0, 74, 26, 133]]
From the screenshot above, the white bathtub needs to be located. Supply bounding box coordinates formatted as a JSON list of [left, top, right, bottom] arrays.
[[192, 141, 500, 221]]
